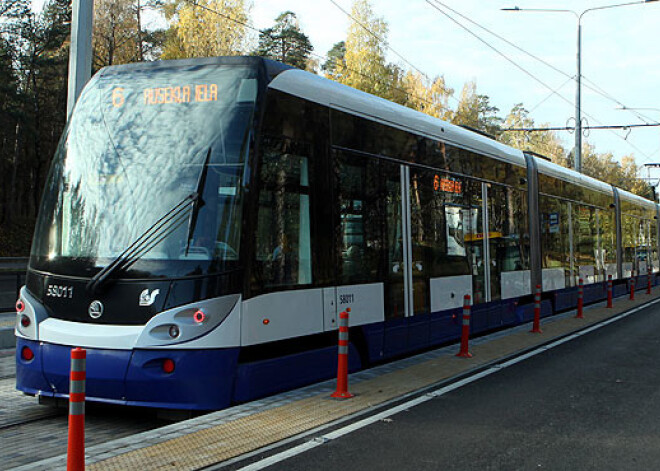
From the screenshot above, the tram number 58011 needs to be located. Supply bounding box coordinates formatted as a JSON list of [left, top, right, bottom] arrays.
[[339, 294, 354, 305], [46, 285, 74, 299]]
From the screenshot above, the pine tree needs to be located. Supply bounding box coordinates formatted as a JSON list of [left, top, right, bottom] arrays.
[[256, 11, 312, 69], [322, 41, 345, 79]]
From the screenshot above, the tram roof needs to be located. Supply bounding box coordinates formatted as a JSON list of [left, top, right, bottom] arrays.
[[618, 187, 658, 210], [268, 69, 527, 168], [270, 69, 660, 210], [97, 56, 293, 81], [534, 157, 615, 197]]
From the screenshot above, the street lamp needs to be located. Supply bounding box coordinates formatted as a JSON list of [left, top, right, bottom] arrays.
[[502, 1, 659, 173]]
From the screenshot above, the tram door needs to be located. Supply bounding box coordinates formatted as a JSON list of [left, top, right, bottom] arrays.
[[384, 164, 430, 320], [466, 181, 488, 304], [383, 163, 406, 319]]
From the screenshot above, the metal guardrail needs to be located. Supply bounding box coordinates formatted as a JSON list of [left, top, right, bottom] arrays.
[[0, 258, 27, 313]]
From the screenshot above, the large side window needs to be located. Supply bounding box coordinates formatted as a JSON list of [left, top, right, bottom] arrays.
[[253, 137, 312, 289], [600, 208, 617, 279], [540, 195, 571, 287], [488, 184, 529, 300], [575, 205, 597, 282], [651, 218, 659, 272], [336, 152, 383, 284], [409, 168, 470, 279], [622, 214, 639, 276]]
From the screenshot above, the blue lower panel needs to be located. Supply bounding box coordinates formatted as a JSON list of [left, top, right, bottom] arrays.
[[15, 339, 49, 397], [124, 348, 239, 410], [15, 338, 240, 410], [429, 308, 462, 345], [233, 344, 361, 403], [515, 300, 552, 323]]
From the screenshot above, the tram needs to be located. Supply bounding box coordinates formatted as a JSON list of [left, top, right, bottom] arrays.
[[14, 56, 660, 410]]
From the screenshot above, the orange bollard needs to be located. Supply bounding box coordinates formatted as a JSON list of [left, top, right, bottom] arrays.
[[331, 309, 353, 399], [607, 275, 613, 308], [67, 347, 86, 471], [576, 278, 584, 319], [456, 295, 472, 358], [531, 284, 542, 333]]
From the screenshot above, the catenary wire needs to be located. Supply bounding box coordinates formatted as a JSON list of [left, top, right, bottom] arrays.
[[426, 0, 660, 127], [182, 0, 453, 113], [424, 0, 654, 162]]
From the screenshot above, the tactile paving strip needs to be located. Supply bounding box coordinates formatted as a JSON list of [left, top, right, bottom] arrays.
[[85, 289, 660, 471]]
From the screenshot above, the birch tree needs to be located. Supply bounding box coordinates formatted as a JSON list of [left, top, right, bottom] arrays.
[[162, 0, 251, 59]]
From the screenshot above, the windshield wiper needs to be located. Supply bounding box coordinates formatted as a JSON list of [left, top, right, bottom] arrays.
[[184, 148, 212, 256], [86, 191, 199, 295]]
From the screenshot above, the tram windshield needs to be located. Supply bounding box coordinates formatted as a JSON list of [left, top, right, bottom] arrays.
[[30, 64, 259, 278]]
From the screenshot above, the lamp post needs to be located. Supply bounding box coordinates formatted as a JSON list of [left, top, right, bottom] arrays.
[[67, 0, 94, 120], [502, 1, 658, 173]]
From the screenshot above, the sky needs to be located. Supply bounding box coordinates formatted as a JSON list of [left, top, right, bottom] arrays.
[[32, 0, 660, 177]]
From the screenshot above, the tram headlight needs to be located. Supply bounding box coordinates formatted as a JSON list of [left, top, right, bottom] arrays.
[[168, 324, 180, 339]]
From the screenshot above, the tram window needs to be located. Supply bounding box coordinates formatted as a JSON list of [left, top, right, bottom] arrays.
[[539, 196, 571, 281], [253, 137, 313, 289], [409, 168, 470, 280], [538, 174, 565, 199], [488, 185, 529, 273], [336, 154, 383, 284], [574, 205, 597, 280], [424, 139, 462, 174], [600, 208, 617, 276], [622, 214, 638, 272], [649, 219, 659, 272], [330, 110, 418, 164]]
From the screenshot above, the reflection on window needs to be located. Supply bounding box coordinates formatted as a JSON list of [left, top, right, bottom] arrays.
[[600, 209, 617, 276], [540, 196, 571, 284], [575, 205, 597, 280], [408, 168, 470, 279], [253, 137, 312, 288], [337, 157, 382, 284]]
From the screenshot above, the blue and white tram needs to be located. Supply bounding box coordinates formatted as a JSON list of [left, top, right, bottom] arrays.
[[15, 56, 660, 410]]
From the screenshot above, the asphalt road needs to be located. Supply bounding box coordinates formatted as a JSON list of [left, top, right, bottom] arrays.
[[263, 303, 660, 471]]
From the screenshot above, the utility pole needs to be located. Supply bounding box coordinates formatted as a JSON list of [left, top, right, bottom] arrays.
[[66, 0, 94, 119], [502, 0, 659, 173]]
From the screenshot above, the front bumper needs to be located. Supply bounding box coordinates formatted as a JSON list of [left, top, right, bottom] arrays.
[[16, 338, 240, 410]]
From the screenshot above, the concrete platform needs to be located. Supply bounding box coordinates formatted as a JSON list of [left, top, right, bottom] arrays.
[[14, 287, 660, 471]]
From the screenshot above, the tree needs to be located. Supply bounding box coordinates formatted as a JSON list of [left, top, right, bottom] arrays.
[[0, 0, 71, 254], [93, 0, 140, 68], [499, 103, 566, 163], [322, 40, 345, 79], [93, 0, 165, 69], [401, 71, 453, 120], [256, 11, 312, 69], [451, 80, 502, 137], [336, 0, 392, 98], [162, 0, 251, 59]]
